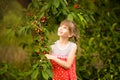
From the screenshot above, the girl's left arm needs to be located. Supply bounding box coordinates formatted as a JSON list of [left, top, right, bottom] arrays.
[[45, 44, 77, 69]]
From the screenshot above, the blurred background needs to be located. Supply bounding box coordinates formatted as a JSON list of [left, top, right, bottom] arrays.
[[0, 0, 120, 80]]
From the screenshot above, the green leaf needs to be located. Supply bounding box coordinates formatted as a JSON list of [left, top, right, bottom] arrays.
[[89, 37, 94, 46], [24, 70, 33, 77], [31, 68, 39, 80], [111, 23, 117, 31], [6, 29, 15, 41], [77, 13, 87, 27], [79, 66, 86, 71], [34, 47, 39, 52], [63, 0, 68, 5], [18, 27, 26, 35], [32, 62, 39, 70], [52, 6, 58, 15], [67, 13, 74, 21], [8, 72, 17, 79], [46, 68, 53, 78], [39, 4, 50, 18], [103, 73, 112, 80], [0, 63, 8, 75], [42, 64, 47, 70], [53, 0, 60, 8], [60, 0, 69, 13], [42, 70, 49, 80], [32, 0, 39, 8], [40, 53, 45, 60]]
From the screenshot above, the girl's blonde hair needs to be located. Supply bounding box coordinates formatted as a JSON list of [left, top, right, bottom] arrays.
[[60, 20, 79, 42]]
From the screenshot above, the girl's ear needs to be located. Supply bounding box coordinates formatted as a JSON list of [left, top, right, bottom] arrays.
[[68, 33, 74, 38]]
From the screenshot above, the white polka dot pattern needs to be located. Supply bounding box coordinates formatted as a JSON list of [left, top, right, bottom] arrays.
[[50, 57, 77, 80]]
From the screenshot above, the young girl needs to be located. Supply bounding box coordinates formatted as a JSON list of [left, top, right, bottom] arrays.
[[45, 20, 78, 80]]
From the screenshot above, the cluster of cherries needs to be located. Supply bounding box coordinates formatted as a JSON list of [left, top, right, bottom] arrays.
[[41, 16, 47, 22], [31, 19, 48, 55]]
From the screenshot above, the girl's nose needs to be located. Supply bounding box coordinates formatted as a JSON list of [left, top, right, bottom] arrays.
[[59, 27, 62, 30]]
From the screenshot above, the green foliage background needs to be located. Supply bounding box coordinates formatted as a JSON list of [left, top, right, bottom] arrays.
[[0, 0, 120, 80]]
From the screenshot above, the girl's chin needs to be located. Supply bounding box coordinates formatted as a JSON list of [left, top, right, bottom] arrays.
[[58, 34, 62, 37], [57, 33, 63, 36]]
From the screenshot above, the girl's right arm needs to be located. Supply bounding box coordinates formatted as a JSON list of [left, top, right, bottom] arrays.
[[45, 44, 77, 69]]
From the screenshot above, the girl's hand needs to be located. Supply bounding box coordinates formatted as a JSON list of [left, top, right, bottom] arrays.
[[45, 54, 56, 60]]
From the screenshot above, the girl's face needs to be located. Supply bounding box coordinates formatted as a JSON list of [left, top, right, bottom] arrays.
[[57, 25, 72, 38]]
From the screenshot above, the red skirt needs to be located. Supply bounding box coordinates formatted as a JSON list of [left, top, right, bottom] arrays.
[[50, 57, 77, 80]]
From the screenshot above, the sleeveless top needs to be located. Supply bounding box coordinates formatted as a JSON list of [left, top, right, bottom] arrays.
[[50, 41, 77, 80]]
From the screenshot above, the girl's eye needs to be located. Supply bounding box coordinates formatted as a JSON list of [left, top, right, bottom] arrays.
[[59, 26, 68, 29], [63, 27, 66, 29], [63, 27, 68, 29]]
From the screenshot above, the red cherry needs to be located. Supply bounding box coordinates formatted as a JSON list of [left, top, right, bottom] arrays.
[[41, 36, 44, 41], [74, 4, 79, 9], [41, 16, 47, 22], [39, 29, 42, 33], [43, 51, 46, 54]]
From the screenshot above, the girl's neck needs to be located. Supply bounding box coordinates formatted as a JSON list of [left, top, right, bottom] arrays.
[[57, 38, 70, 50], [58, 37, 69, 45]]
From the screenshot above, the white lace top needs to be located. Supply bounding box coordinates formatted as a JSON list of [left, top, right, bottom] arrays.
[[51, 40, 76, 57]]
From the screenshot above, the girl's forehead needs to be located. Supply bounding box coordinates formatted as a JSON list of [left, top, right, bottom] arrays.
[[61, 25, 69, 28], [61, 25, 67, 27], [60, 25, 70, 29]]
